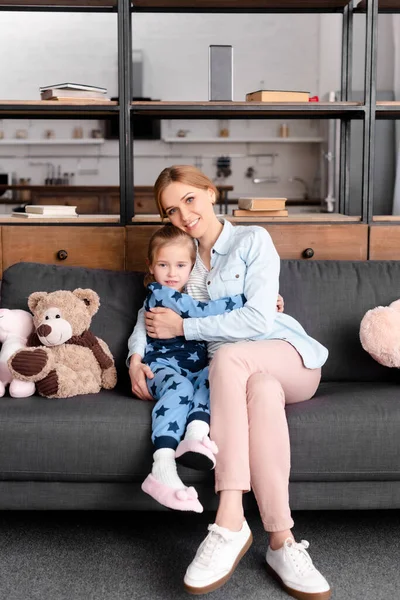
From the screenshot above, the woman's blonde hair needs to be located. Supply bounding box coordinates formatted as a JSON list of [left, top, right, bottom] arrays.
[[153, 165, 219, 218], [144, 224, 197, 287]]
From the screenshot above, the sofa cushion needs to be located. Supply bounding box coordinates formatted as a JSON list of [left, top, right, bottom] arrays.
[[287, 381, 400, 481], [0, 262, 147, 390], [279, 260, 400, 382], [0, 383, 398, 484]]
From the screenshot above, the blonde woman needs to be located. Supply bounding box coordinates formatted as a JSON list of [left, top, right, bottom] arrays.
[[128, 165, 331, 600]]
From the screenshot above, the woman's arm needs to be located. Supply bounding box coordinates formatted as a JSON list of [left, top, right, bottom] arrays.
[[183, 228, 280, 343]]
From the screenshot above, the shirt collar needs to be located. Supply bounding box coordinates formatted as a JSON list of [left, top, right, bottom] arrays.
[[212, 219, 234, 255]]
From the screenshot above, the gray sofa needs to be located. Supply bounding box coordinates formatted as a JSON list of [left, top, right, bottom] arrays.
[[0, 260, 399, 511]]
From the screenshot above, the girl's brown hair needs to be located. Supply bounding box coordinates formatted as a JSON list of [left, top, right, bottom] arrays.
[[153, 165, 219, 218], [144, 224, 197, 287]]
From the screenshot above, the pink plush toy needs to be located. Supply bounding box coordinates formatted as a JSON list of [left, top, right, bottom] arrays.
[[360, 300, 400, 368], [0, 309, 35, 397]]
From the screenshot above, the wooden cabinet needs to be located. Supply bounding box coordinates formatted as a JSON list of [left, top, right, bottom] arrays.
[[369, 226, 400, 259], [125, 224, 368, 271], [2, 227, 125, 271], [126, 225, 160, 271], [260, 224, 368, 260], [0, 223, 376, 278]]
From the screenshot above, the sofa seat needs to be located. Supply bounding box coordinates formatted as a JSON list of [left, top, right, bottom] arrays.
[[0, 382, 399, 486]]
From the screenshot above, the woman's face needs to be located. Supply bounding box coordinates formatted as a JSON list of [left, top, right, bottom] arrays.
[[160, 181, 216, 238]]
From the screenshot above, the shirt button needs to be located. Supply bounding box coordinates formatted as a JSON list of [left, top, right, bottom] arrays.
[[207, 281, 211, 285], [212, 249, 215, 254], [235, 274, 239, 278]]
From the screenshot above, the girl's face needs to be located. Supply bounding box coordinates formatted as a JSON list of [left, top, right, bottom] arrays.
[[149, 242, 193, 291], [160, 181, 216, 238]]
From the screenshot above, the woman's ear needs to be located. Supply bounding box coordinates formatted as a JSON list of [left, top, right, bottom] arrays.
[[208, 188, 216, 205]]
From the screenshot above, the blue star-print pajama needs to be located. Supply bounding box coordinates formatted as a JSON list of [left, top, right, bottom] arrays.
[[143, 283, 245, 450]]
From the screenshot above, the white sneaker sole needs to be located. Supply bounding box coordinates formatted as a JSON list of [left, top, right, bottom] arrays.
[[184, 532, 253, 595], [266, 563, 331, 600]]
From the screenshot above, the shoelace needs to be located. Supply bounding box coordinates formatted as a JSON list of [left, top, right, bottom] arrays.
[[196, 524, 233, 568], [283, 538, 315, 576]]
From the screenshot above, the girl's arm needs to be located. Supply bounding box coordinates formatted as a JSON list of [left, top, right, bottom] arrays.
[[183, 228, 279, 343], [126, 306, 147, 366], [151, 286, 246, 318]]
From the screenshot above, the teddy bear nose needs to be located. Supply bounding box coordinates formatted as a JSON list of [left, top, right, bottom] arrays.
[[37, 324, 52, 337]]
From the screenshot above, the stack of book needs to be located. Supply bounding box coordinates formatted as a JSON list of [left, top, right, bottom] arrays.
[[233, 198, 288, 217], [12, 205, 78, 219], [40, 83, 109, 102], [245, 90, 309, 102]]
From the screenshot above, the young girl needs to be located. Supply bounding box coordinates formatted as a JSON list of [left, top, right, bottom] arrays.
[[128, 224, 245, 513]]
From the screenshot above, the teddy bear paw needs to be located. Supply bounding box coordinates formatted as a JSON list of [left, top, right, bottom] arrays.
[[10, 348, 49, 379]]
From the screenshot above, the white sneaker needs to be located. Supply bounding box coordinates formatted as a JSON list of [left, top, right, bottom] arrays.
[[266, 538, 331, 600], [184, 521, 253, 594]]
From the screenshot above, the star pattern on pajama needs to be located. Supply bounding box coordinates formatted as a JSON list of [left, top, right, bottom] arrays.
[[168, 421, 180, 433], [155, 405, 169, 418]]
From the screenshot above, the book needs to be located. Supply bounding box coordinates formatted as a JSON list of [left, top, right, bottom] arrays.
[[41, 89, 109, 101], [238, 197, 287, 211], [245, 90, 310, 102], [39, 83, 107, 94], [233, 209, 288, 217], [26, 205, 78, 215], [12, 212, 79, 219]]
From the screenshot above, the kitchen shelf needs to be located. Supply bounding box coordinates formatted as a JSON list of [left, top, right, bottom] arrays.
[[162, 137, 325, 143], [132, 0, 352, 13], [0, 101, 119, 119], [0, 139, 105, 145], [0, 0, 117, 11], [132, 101, 365, 120]]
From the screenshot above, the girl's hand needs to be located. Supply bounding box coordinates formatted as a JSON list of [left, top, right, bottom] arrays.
[[129, 355, 154, 401], [145, 307, 184, 339], [277, 294, 284, 313]]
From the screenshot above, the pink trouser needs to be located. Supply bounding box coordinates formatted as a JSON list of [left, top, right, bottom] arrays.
[[209, 340, 321, 533]]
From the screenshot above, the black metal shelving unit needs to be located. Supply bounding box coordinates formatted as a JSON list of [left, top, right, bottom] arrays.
[[130, 0, 381, 224], [0, 0, 391, 224]]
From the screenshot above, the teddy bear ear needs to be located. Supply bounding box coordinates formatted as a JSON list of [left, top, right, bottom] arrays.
[[73, 288, 100, 316], [28, 292, 47, 313]]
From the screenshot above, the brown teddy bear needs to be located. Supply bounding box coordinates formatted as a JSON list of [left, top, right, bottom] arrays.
[[7, 289, 117, 398]]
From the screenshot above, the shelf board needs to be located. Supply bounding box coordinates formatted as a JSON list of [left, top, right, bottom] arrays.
[[0, 100, 118, 119], [162, 137, 324, 143], [132, 101, 365, 120], [376, 102, 400, 119], [356, 0, 400, 13], [132, 1, 352, 13], [372, 216, 400, 222], [131, 213, 361, 223], [0, 139, 105, 145], [0, 0, 117, 11], [6, 214, 120, 223]]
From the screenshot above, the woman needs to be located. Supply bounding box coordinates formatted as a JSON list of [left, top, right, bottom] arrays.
[[128, 165, 331, 600]]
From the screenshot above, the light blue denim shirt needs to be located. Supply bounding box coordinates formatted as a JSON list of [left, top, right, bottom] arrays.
[[127, 219, 328, 369]]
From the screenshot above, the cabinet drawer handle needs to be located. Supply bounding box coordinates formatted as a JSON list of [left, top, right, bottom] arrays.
[[57, 249, 68, 261], [302, 248, 314, 259]]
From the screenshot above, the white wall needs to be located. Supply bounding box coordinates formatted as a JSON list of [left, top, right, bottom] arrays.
[[0, 11, 395, 201]]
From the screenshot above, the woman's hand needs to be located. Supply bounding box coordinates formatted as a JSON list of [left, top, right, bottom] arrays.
[[129, 354, 154, 401], [145, 307, 184, 339], [277, 294, 284, 313]]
